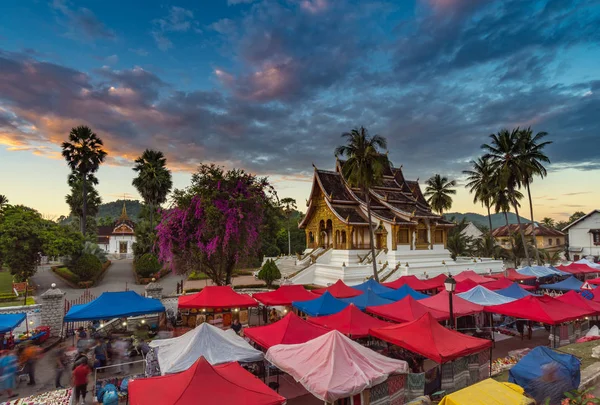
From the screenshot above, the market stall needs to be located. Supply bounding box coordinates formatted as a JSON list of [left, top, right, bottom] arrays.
[[312, 279, 362, 298], [252, 285, 318, 306], [379, 284, 429, 301], [350, 278, 394, 295], [367, 295, 449, 323], [556, 263, 600, 276], [0, 388, 73, 405], [307, 303, 391, 339], [64, 291, 165, 322], [340, 289, 394, 310], [149, 322, 263, 375], [490, 268, 536, 282], [453, 278, 480, 294], [516, 265, 569, 278], [457, 286, 516, 306], [555, 290, 600, 314], [495, 283, 536, 300], [438, 378, 534, 405], [383, 275, 435, 291], [540, 275, 594, 292], [129, 356, 286, 405], [423, 274, 450, 290], [265, 330, 409, 403], [0, 313, 27, 349], [453, 270, 494, 284], [420, 290, 484, 317], [481, 277, 516, 291], [292, 291, 349, 316], [245, 312, 330, 349], [575, 258, 600, 270]]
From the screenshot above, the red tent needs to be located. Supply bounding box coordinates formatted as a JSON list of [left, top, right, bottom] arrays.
[[178, 286, 258, 309], [489, 269, 536, 282], [244, 312, 330, 349], [555, 291, 600, 315], [129, 357, 285, 405], [556, 263, 599, 275], [483, 277, 516, 291], [382, 275, 433, 291], [453, 278, 480, 294], [366, 295, 449, 323], [484, 295, 595, 325], [252, 285, 318, 306], [369, 312, 492, 364], [587, 277, 600, 286], [313, 279, 363, 298], [454, 270, 494, 284], [420, 290, 483, 317], [422, 274, 448, 290], [307, 304, 391, 338]]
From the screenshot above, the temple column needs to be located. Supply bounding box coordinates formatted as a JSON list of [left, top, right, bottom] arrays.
[[305, 231, 310, 249], [411, 229, 416, 250], [391, 224, 397, 251], [346, 227, 352, 249], [427, 222, 432, 250]]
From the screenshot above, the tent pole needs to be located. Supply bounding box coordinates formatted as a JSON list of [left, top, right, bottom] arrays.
[[489, 347, 492, 378]]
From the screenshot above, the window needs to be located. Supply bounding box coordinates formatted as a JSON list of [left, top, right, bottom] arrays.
[[417, 229, 428, 244], [434, 229, 444, 244], [548, 238, 553, 246], [398, 229, 410, 244], [556, 238, 560, 246], [594, 232, 600, 245]]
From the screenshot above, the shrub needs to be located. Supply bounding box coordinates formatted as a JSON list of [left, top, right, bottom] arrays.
[[54, 266, 81, 284], [188, 271, 209, 280], [81, 241, 108, 263], [135, 253, 161, 278], [71, 253, 102, 281], [257, 259, 281, 287]]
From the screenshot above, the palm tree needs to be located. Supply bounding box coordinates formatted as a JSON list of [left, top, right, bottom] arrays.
[[473, 233, 505, 259], [483, 128, 531, 266], [65, 173, 102, 227], [132, 149, 173, 228], [541, 249, 561, 266], [541, 217, 555, 228], [446, 233, 472, 260], [463, 157, 494, 231], [335, 127, 389, 282], [0, 195, 8, 210], [424, 174, 457, 216], [491, 182, 524, 266], [280, 198, 297, 256], [61, 126, 107, 235]]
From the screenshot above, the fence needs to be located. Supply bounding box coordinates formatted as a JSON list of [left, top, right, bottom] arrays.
[[63, 289, 97, 336]]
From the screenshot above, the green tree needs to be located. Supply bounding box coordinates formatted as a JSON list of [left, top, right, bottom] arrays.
[[335, 127, 389, 282], [541, 217, 555, 228], [541, 249, 561, 266], [505, 232, 534, 268], [424, 174, 457, 216], [134, 253, 161, 278], [446, 233, 473, 260], [517, 127, 552, 264], [81, 241, 108, 263], [0, 195, 8, 211], [61, 126, 107, 235], [491, 181, 524, 266], [71, 253, 102, 281], [568, 211, 586, 224], [280, 197, 297, 256], [463, 157, 494, 231], [132, 149, 173, 228], [483, 128, 531, 266], [257, 259, 281, 287], [65, 173, 102, 236], [473, 233, 505, 259]]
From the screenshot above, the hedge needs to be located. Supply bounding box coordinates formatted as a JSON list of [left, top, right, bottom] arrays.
[[134, 253, 161, 278], [54, 266, 80, 284], [51, 260, 112, 289], [71, 253, 102, 281]]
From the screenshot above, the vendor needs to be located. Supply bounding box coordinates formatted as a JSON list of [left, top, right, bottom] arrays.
[[269, 309, 279, 323], [231, 319, 242, 335]]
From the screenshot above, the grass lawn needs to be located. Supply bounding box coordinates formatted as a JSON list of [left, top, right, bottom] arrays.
[[0, 271, 14, 293], [0, 297, 35, 307]]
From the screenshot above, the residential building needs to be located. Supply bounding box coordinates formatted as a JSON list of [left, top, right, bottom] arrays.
[[562, 210, 600, 260], [491, 223, 565, 252]]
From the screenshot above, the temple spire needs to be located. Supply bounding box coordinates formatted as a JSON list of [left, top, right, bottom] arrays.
[[119, 201, 129, 221]]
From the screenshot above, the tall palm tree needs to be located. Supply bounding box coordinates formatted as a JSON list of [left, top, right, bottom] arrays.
[[492, 183, 524, 266], [424, 174, 457, 216], [517, 127, 552, 264], [65, 173, 102, 225], [335, 127, 389, 282], [132, 149, 173, 227], [483, 128, 531, 266], [0, 195, 8, 209], [61, 126, 107, 235], [541, 217, 555, 228], [280, 198, 297, 256], [463, 157, 494, 231]]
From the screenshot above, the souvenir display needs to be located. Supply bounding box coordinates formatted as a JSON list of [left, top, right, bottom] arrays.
[[1, 388, 73, 405], [491, 348, 531, 376]]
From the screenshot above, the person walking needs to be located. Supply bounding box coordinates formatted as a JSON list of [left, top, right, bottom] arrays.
[[72, 359, 91, 405], [93, 338, 108, 371], [20, 343, 40, 385], [55, 343, 68, 388], [0, 350, 18, 399]]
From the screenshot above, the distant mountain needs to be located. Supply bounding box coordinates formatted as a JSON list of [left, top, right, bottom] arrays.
[[58, 199, 143, 225], [443, 212, 531, 230]]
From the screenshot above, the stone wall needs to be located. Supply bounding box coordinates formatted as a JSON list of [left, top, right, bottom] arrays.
[[41, 285, 66, 338]]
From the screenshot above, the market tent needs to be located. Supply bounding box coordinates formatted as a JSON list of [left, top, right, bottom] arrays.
[[292, 291, 349, 316], [252, 285, 318, 306], [341, 289, 394, 310], [517, 266, 569, 278], [366, 295, 449, 323], [454, 278, 480, 294], [555, 290, 600, 314], [0, 313, 26, 334], [312, 279, 363, 298], [244, 312, 330, 349], [149, 323, 263, 374], [178, 286, 258, 309], [438, 379, 534, 405], [454, 270, 494, 284], [129, 357, 285, 405], [378, 284, 429, 301], [491, 269, 536, 282], [495, 283, 536, 300], [420, 290, 484, 317], [369, 312, 492, 364], [307, 304, 391, 339], [508, 346, 580, 404], [423, 274, 448, 290], [540, 276, 593, 292], [382, 275, 433, 291], [481, 277, 515, 291], [484, 295, 594, 325], [575, 258, 600, 270], [556, 263, 599, 275], [64, 291, 164, 322], [457, 286, 516, 306], [265, 330, 408, 402], [351, 278, 394, 295]]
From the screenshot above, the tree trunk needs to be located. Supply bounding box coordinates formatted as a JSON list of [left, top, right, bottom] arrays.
[[512, 201, 531, 266], [365, 190, 379, 282], [150, 204, 154, 230], [526, 182, 541, 265], [486, 204, 493, 233], [82, 173, 87, 235]]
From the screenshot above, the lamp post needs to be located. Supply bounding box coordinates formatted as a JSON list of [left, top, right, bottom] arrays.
[[444, 274, 456, 329]]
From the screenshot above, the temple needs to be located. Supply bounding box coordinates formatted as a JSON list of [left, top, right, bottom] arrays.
[[291, 159, 504, 286], [97, 202, 136, 258]]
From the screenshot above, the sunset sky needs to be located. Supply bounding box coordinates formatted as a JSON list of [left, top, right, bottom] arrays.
[[1, 0, 599, 221]]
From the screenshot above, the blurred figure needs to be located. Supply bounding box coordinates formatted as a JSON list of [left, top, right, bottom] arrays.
[[72, 359, 91, 405], [20, 343, 40, 385], [269, 309, 279, 323], [55, 343, 68, 388], [113, 338, 130, 374], [231, 319, 242, 335], [0, 350, 18, 398], [93, 338, 108, 370]]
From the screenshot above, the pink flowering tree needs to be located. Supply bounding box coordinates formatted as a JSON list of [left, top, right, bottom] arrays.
[[156, 164, 277, 285]]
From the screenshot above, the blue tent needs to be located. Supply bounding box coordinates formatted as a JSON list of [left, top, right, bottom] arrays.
[[64, 291, 165, 322], [341, 289, 394, 310], [495, 283, 535, 300], [509, 346, 580, 404], [351, 279, 393, 295], [457, 285, 516, 306], [540, 276, 594, 292], [0, 313, 26, 334], [292, 291, 349, 317], [517, 266, 569, 278], [378, 284, 428, 301]]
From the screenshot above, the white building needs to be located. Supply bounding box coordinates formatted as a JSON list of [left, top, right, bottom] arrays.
[[460, 222, 484, 240], [97, 203, 136, 258], [562, 210, 600, 260]]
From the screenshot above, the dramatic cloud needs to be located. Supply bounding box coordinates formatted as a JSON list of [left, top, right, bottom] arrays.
[[151, 6, 201, 51], [52, 0, 116, 41]]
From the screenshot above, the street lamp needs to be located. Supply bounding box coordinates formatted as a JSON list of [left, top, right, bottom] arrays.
[[444, 274, 457, 329]]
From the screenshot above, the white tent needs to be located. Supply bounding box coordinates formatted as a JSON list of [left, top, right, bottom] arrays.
[[576, 258, 600, 270], [149, 323, 263, 375], [457, 285, 516, 306]]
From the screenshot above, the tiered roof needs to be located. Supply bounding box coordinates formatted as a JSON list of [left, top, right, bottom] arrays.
[[299, 159, 453, 228], [491, 223, 564, 237]]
